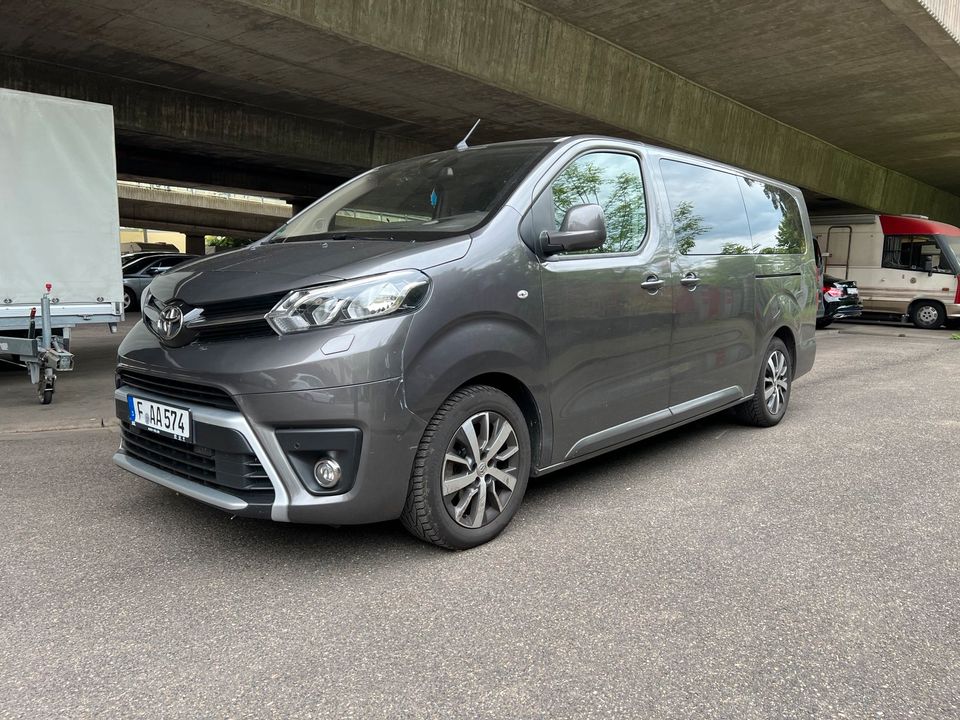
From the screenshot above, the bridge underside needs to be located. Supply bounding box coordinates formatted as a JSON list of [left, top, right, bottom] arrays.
[[2, 0, 960, 223]]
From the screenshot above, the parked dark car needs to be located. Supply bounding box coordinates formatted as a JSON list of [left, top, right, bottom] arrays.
[[122, 254, 199, 310], [817, 274, 862, 328]]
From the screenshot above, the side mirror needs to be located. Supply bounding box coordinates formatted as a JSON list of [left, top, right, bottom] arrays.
[[148, 266, 166, 275], [925, 256, 935, 276], [540, 204, 606, 254]]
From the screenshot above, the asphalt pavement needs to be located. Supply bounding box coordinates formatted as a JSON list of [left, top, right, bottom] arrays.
[[2, 322, 959, 718]]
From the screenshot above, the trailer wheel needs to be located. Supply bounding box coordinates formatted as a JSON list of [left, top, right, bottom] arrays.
[[910, 301, 944, 330], [38, 373, 55, 405]]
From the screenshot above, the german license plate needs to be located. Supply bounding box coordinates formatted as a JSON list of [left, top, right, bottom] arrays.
[[846, 287, 859, 295], [127, 395, 192, 441]]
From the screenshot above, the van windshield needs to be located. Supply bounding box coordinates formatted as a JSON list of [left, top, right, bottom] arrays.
[[270, 143, 552, 243], [938, 235, 960, 272]]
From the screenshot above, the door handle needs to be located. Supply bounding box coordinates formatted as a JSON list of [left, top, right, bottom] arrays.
[[680, 272, 700, 290], [640, 275, 665, 293]]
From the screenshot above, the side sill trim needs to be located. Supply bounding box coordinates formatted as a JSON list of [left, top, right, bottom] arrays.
[[564, 385, 743, 460]]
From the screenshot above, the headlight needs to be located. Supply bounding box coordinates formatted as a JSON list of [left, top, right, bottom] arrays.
[[265, 270, 430, 335]]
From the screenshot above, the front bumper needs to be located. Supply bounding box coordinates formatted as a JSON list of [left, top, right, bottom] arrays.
[[112, 376, 427, 524]]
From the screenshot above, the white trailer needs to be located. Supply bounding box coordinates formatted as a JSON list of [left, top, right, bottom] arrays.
[[811, 213, 960, 329], [0, 89, 123, 402]]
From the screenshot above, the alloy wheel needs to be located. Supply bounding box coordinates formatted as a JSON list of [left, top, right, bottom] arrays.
[[441, 411, 520, 529], [763, 349, 789, 416]]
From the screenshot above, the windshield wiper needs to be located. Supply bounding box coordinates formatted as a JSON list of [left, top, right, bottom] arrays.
[[328, 233, 398, 241]]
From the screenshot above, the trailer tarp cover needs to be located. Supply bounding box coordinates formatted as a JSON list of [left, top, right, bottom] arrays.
[[0, 88, 121, 305]]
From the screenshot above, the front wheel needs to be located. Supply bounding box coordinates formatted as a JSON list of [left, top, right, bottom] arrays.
[[734, 337, 792, 427], [123, 287, 138, 312], [816, 318, 833, 329], [401, 385, 531, 550], [910, 301, 944, 330]]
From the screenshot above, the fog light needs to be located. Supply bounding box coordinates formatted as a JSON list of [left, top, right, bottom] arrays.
[[313, 458, 341, 488]]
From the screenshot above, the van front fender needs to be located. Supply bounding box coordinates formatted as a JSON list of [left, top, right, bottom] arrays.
[[401, 313, 553, 467]]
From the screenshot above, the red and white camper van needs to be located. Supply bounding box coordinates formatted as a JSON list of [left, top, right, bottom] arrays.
[[811, 214, 960, 329]]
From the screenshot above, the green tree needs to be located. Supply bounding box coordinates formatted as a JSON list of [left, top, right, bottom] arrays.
[[205, 235, 254, 249]]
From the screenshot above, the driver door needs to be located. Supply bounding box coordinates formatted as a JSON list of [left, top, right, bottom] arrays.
[[537, 149, 673, 463]]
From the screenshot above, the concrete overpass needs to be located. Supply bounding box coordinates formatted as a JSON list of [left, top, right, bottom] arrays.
[[117, 184, 292, 247], [2, 0, 960, 221]]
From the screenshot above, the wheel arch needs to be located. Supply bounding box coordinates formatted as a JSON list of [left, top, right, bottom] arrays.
[[908, 297, 946, 324], [451, 372, 545, 471], [772, 325, 797, 375], [402, 311, 554, 469]]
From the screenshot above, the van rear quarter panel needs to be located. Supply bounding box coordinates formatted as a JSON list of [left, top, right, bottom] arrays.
[[755, 253, 817, 378]]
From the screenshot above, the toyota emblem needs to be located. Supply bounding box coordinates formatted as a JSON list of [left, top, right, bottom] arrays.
[[156, 305, 184, 340]]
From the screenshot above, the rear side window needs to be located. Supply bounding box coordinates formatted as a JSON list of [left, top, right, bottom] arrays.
[[738, 178, 805, 254], [550, 152, 647, 254], [660, 160, 751, 255], [661, 160, 805, 255]]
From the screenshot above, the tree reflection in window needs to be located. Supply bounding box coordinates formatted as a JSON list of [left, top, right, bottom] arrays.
[[551, 153, 647, 254], [674, 201, 710, 255], [741, 178, 805, 255]]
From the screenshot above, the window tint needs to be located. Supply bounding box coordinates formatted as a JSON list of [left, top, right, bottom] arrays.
[[883, 235, 954, 273], [660, 160, 752, 255], [739, 178, 805, 254], [550, 152, 647, 254]]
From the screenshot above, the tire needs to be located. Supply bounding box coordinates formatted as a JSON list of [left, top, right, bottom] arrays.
[[401, 385, 531, 550], [910, 301, 944, 330], [816, 318, 833, 329], [733, 337, 792, 427], [123, 287, 138, 312]]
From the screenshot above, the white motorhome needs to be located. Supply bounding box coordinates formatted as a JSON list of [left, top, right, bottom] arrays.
[[811, 214, 960, 329], [0, 88, 123, 345]]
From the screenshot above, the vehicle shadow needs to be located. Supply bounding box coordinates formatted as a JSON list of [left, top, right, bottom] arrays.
[[121, 410, 735, 570]]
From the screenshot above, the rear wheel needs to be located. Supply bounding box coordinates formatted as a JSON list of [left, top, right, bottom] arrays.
[[401, 385, 531, 550], [734, 337, 792, 427], [910, 301, 944, 330]]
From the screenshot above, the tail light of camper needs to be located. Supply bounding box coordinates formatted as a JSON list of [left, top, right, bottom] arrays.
[[955, 275, 960, 305]]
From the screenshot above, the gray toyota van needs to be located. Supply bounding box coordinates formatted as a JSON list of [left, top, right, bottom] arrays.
[[114, 136, 817, 549]]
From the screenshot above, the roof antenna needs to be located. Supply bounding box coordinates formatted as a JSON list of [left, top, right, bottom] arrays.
[[456, 118, 482, 151]]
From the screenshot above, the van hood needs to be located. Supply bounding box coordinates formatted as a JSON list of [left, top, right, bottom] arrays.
[[147, 235, 471, 305]]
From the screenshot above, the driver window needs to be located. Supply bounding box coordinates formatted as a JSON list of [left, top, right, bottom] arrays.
[[549, 152, 647, 254], [883, 235, 952, 273]]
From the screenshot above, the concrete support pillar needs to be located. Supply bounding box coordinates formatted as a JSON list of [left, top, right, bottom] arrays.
[[185, 234, 206, 255]]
